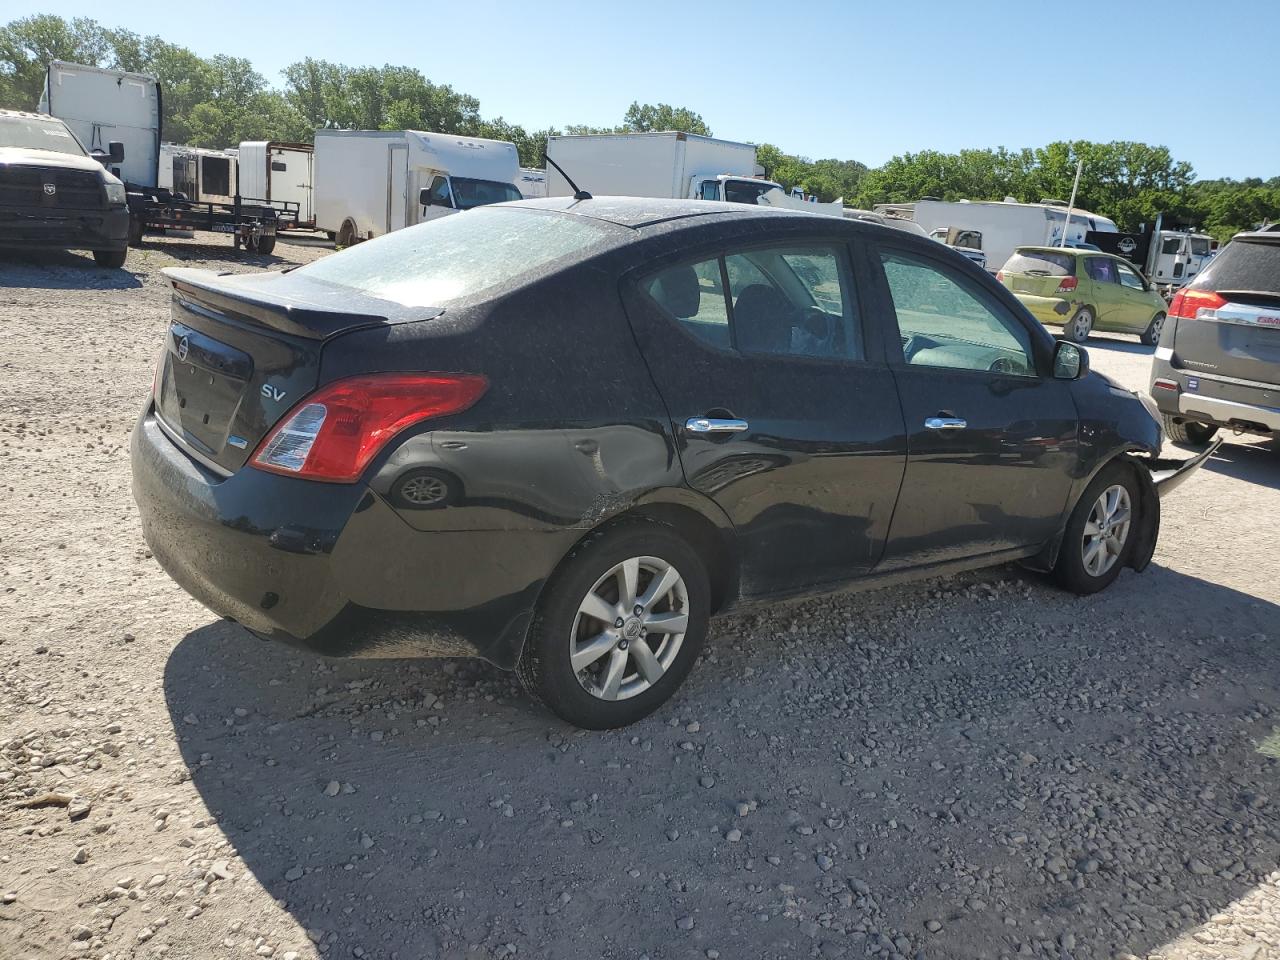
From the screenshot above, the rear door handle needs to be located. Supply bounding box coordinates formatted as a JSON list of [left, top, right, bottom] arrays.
[[924, 416, 967, 431], [685, 417, 749, 434]]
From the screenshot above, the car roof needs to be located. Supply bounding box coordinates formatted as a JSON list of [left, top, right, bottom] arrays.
[[505, 195, 831, 230], [0, 109, 64, 121], [1014, 245, 1125, 260], [1230, 230, 1280, 244]]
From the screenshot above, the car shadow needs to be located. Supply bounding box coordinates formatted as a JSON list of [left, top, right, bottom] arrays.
[[1082, 334, 1150, 356], [1196, 435, 1280, 489], [165, 566, 1280, 959], [0, 249, 143, 289]]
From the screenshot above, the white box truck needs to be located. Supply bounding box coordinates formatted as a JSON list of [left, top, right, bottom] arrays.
[[239, 141, 314, 229], [517, 166, 547, 198], [876, 198, 1119, 272], [313, 129, 521, 245], [39, 60, 160, 188], [544, 131, 843, 216]]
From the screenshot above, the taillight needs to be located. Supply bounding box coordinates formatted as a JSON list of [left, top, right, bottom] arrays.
[[1168, 288, 1226, 319], [1152, 378, 1179, 391], [251, 373, 488, 482], [1056, 276, 1078, 293]]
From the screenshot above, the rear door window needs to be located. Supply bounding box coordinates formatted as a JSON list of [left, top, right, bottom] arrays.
[[644, 243, 862, 361], [1085, 257, 1119, 284]]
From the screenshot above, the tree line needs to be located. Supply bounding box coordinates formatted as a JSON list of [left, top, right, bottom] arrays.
[[3, 14, 1276, 241]]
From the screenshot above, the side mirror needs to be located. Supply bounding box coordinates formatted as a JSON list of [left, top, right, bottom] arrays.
[[1053, 340, 1089, 380], [418, 187, 433, 207], [108, 141, 125, 164]]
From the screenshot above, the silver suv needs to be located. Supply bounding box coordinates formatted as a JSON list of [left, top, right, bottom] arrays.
[[1149, 230, 1280, 445]]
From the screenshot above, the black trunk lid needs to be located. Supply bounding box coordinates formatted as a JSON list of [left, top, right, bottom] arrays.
[[155, 268, 443, 473]]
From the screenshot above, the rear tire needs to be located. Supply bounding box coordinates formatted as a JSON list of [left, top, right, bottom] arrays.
[[255, 235, 276, 255], [1163, 414, 1218, 447], [1066, 307, 1094, 343], [93, 248, 127, 269], [1141, 312, 1165, 346], [1052, 462, 1139, 595], [337, 219, 357, 248], [517, 522, 710, 729]]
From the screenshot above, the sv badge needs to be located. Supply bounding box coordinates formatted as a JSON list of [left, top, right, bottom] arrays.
[[261, 384, 288, 402]]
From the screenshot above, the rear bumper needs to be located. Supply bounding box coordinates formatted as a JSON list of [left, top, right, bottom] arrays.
[[0, 205, 129, 251], [1012, 293, 1073, 326], [1150, 352, 1280, 433], [130, 408, 547, 667]]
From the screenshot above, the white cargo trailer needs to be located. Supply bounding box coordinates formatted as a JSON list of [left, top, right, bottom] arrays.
[[238, 141, 314, 229], [39, 60, 160, 188], [544, 131, 842, 215], [313, 129, 521, 244], [876, 198, 1119, 272]]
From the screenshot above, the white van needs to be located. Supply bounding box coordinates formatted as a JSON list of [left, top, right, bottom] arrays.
[[313, 129, 521, 245]]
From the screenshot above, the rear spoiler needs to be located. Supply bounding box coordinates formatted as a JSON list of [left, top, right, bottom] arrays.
[[162, 267, 444, 341]]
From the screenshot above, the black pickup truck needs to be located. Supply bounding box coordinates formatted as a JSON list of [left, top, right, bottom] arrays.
[[0, 109, 130, 268]]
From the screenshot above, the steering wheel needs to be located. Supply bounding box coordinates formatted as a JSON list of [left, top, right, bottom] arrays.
[[989, 356, 1018, 374]]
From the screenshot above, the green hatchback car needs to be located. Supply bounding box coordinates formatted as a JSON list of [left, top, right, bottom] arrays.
[[997, 246, 1168, 345]]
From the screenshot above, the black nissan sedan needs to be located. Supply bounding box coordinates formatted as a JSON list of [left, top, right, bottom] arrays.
[[131, 197, 1214, 729]]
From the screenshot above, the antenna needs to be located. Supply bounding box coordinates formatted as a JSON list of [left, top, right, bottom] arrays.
[[543, 152, 591, 201]]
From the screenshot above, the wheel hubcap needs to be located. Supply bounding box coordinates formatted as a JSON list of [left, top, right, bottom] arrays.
[[1082, 484, 1131, 577], [400, 475, 448, 505], [570, 556, 689, 701]]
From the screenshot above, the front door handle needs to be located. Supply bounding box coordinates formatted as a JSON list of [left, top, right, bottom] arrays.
[[924, 416, 967, 431], [685, 417, 749, 434]]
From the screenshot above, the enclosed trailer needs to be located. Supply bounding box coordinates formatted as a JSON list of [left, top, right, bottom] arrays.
[[238, 141, 314, 229], [517, 166, 547, 198], [39, 60, 160, 188], [314, 129, 521, 244]]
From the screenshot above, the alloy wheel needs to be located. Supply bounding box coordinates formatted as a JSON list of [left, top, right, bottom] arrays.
[[570, 556, 689, 701], [1081, 484, 1131, 577], [400, 474, 449, 505]]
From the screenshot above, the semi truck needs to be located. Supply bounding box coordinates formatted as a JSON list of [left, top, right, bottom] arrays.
[[544, 131, 843, 216], [40, 60, 287, 253], [313, 129, 522, 245], [875, 198, 1119, 273]]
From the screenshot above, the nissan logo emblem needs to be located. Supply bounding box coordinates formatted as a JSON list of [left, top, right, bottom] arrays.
[[177, 335, 190, 362]]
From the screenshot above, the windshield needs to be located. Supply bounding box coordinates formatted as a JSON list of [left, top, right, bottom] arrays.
[[450, 177, 523, 210], [0, 115, 87, 156], [296, 207, 614, 307], [1003, 250, 1074, 276], [723, 179, 777, 205]]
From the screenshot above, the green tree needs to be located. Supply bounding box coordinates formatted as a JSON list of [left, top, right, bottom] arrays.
[[622, 101, 711, 136]]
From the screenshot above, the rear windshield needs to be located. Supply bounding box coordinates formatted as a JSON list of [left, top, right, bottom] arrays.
[[723, 180, 776, 205], [296, 207, 613, 306], [0, 114, 87, 156], [1002, 250, 1074, 276], [1192, 239, 1280, 295]]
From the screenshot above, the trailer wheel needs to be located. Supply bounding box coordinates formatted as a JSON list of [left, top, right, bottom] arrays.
[[337, 219, 357, 248], [127, 215, 145, 248], [255, 235, 277, 256]]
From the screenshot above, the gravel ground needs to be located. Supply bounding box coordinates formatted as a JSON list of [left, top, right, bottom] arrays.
[[1, 234, 1278, 960]]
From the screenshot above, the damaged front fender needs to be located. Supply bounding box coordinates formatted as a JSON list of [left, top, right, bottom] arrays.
[[1122, 437, 1221, 572]]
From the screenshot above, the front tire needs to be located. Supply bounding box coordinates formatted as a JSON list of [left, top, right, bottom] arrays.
[[1163, 414, 1218, 447], [517, 522, 710, 729], [1141, 312, 1166, 346], [1066, 307, 1094, 343], [93, 248, 127, 269], [1052, 463, 1139, 595]]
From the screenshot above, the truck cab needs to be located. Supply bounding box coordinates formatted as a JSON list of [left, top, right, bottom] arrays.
[[0, 109, 129, 267], [417, 171, 523, 223]]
